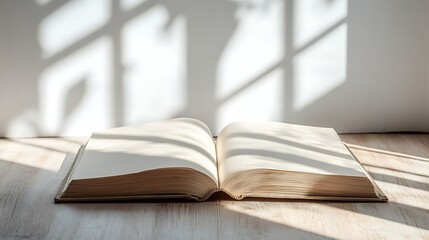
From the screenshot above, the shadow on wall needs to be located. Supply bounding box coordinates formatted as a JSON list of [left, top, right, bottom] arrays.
[[0, 0, 428, 137]]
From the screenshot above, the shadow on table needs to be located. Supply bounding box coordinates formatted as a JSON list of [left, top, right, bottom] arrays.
[[341, 134, 429, 162], [329, 201, 429, 231], [2, 135, 429, 239], [0, 140, 333, 239]]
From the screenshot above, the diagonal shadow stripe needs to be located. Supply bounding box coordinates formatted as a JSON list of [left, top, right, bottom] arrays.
[[292, 17, 347, 56], [42, 0, 158, 67], [216, 61, 283, 107], [216, 16, 346, 108]]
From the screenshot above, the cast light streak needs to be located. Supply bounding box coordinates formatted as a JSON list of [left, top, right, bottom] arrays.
[[39, 37, 113, 136], [216, 69, 283, 134], [223, 203, 339, 239], [122, 5, 187, 125], [35, 0, 54, 6], [293, 23, 347, 111], [121, 0, 147, 11], [12, 0, 351, 137], [292, 0, 348, 111], [0, 155, 64, 173], [321, 203, 428, 236], [293, 0, 347, 49], [215, 0, 283, 133], [372, 182, 429, 206], [226, 200, 426, 238], [363, 165, 429, 202], [216, 0, 283, 100], [0, 141, 64, 172], [77, 147, 218, 182], [38, 0, 111, 58], [364, 164, 429, 180], [347, 144, 429, 162]]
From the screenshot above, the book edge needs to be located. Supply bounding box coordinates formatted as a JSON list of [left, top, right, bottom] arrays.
[[54, 193, 387, 203], [54, 138, 388, 203], [343, 143, 388, 201], [54, 144, 87, 203]]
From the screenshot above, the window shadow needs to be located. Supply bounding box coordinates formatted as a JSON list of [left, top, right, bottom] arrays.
[[2, 137, 429, 239], [5, 137, 84, 154], [329, 202, 429, 231], [92, 133, 216, 165], [341, 134, 429, 162], [2, 0, 360, 137], [226, 131, 352, 159], [61, 201, 337, 240], [368, 172, 429, 192], [0, 142, 78, 238], [223, 147, 362, 176], [362, 163, 429, 178], [0, 148, 337, 239]]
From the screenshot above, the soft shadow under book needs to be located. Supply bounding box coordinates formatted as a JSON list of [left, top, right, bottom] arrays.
[[55, 118, 387, 202]]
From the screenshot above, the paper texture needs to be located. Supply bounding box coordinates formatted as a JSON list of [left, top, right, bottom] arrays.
[[71, 118, 218, 183], [217, 121, 368, 185]]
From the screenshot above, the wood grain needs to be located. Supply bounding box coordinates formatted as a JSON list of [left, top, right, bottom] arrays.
[[0, 134, 428, 239]]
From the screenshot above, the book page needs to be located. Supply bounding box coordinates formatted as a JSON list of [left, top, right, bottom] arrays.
[[72, 118, 218, 184], [216, 121, 368, 186]]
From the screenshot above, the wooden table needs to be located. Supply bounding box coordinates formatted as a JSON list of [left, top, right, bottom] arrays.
[[0, 134, 428, 239]]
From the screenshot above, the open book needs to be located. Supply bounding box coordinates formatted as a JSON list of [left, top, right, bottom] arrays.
[[55, 118, 387, 202]]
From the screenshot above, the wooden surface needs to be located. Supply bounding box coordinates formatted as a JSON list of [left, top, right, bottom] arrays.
[[0, 134, 428, 239]]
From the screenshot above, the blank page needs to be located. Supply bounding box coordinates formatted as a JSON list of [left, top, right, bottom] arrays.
[[72, 118, 218, 184], [216, 121, 367, 185]]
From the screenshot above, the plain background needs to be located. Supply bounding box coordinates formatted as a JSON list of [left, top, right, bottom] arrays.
[[0, 0, 428, 137]]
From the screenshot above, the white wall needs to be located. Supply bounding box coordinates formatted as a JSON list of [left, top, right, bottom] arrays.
[[0, 0, 428, 137]]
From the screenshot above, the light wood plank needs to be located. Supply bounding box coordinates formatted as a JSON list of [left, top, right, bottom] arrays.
[[0, 134, 428, 239]]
